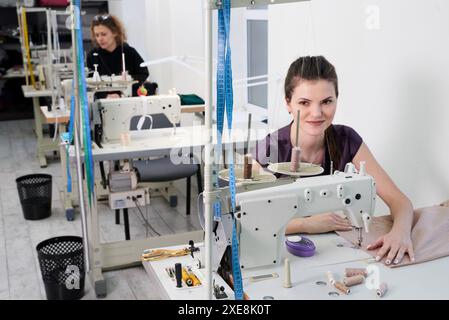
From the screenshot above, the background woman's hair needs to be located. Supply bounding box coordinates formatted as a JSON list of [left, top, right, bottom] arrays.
[[90, 14, 127, 47], [284, 56, 341, 170]]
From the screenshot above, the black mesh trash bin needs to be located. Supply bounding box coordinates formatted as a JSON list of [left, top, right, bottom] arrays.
[[16, 174, 52, 220], [36, 236, 85, 300]]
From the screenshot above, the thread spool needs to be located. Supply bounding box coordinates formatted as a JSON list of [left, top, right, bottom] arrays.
[[326, 271, 335, 285], [189, 271, 201, 286], [243, 153, 253, 179], [182, 267, 193, 287], [290, 147, 301, 172], [283, 258, 292, 288], [344, 268, 367, 278], [120, 132, 131, 146], [334, 281, 351, 295], [376, 283, 388, 298], [343, 275, 364, 287], [175, 263, 182, 288]]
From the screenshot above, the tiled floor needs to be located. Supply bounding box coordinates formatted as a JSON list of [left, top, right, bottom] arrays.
[[0, 119, 203, 300]]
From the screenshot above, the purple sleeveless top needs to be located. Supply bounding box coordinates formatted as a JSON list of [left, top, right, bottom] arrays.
[[251, 123, 363, 175]]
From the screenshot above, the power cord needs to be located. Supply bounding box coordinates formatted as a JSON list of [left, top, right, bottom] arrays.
[[132, 196, 161, 236]]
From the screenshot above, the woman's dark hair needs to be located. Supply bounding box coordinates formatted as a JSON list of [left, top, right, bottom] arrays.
[[90, 14, 127, 47], [284, 55, 341, 170]]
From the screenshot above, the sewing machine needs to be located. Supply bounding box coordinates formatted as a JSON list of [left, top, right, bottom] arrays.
[[206, 162, 375, 271], [61, 75, 135, 109], [234, 162, 375, 269], [141, 162, 376, 299], [92, 94, 181, 144]]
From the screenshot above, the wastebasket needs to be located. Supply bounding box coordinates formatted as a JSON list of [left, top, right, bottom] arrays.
[[36, 236, 85, 300], [16, 174, 52, 220]]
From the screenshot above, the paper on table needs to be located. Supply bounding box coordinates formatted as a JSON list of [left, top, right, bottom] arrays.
[[336, 206, 449, 268]]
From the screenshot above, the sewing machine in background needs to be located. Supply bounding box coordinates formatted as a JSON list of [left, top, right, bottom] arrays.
[[92, 93, 181, 144], [90, 94, 184, 215]]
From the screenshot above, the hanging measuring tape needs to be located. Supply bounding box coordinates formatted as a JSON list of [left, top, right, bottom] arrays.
[[215, 0, 244, 300], [62, 86, 76, 193], [74, 0, 95, 205]]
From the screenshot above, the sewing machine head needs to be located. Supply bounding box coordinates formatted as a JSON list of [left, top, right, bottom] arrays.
[[230, 162, 376, 270], [61, 75, 135, 108], [94, 94, 182, 144]]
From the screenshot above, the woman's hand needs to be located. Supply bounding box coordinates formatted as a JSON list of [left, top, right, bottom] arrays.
[[367, 226, 415, 265], [300, 212, 353, 234]]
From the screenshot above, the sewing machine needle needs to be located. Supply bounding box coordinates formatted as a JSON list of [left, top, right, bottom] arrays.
[[357, 228, 363, 247]]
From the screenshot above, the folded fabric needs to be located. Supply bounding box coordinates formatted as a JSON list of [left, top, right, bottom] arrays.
[[178, 94, 205, 106], [336, 206, 449, 268]]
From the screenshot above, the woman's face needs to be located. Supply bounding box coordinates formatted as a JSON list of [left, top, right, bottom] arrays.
[[286, 79, 337, 137], [93, 25, 117, 52]]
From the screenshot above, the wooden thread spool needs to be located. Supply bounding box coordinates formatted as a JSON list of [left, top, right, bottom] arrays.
[[243, 153, 253, 179], [326, 271, 335, 285], [334, 281, 351, 295], [376, 282, 388, 298], [343, 275, 364, 287], [290, 147, 301, 172], [344, 268, 367, 278]]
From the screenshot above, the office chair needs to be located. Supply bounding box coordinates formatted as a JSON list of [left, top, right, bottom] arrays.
[[116, 114, 203, 240]]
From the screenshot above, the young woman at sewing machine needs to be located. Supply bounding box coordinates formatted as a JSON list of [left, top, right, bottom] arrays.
[[252, 56, 415, 265], [87, 14, 149, 97]]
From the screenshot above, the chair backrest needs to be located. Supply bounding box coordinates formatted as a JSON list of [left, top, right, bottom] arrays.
[[129, 113, 180, 130]]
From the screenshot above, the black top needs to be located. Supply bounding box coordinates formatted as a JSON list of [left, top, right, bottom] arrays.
[[86, 43, 149, 83]]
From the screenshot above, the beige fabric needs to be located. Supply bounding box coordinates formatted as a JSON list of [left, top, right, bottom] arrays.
[[336, 206, 449, 268]]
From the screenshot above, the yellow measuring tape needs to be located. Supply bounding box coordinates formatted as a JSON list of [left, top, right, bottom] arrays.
[[21, 8, 36, 89], [141, 248, 190, 261]]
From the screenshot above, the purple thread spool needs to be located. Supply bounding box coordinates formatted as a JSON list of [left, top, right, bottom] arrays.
[[285, 235, 316, 257]]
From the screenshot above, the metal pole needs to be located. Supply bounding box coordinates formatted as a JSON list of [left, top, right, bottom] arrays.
[[203, 0, 214, 300], [69, 0, 90, 273], [46, 8, 56, 109]]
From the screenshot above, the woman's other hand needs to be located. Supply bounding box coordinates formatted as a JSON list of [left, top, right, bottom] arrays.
[[367, 226, 415, 265], [300, 212, 353, 234]]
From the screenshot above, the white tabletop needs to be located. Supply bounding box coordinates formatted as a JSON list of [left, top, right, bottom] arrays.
[[40, 106, 71, 124], [142, 244, 235, 300], [142, 233, 449, 300], [21, 85, 54, 98], [70, 121, 269, 162], [240, 233, 449, 300]]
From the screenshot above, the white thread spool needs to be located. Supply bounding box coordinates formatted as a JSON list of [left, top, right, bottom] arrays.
[[376, 282, 388, 297], [326, 271, 335, 285], [283, 258, 292, 288]]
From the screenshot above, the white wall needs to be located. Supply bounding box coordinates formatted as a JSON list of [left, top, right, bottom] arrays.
[[269, 0, 449, 212], [108, 0, 148, 60], [111, 0, 248, 110], [111, 0, 449, 212]]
